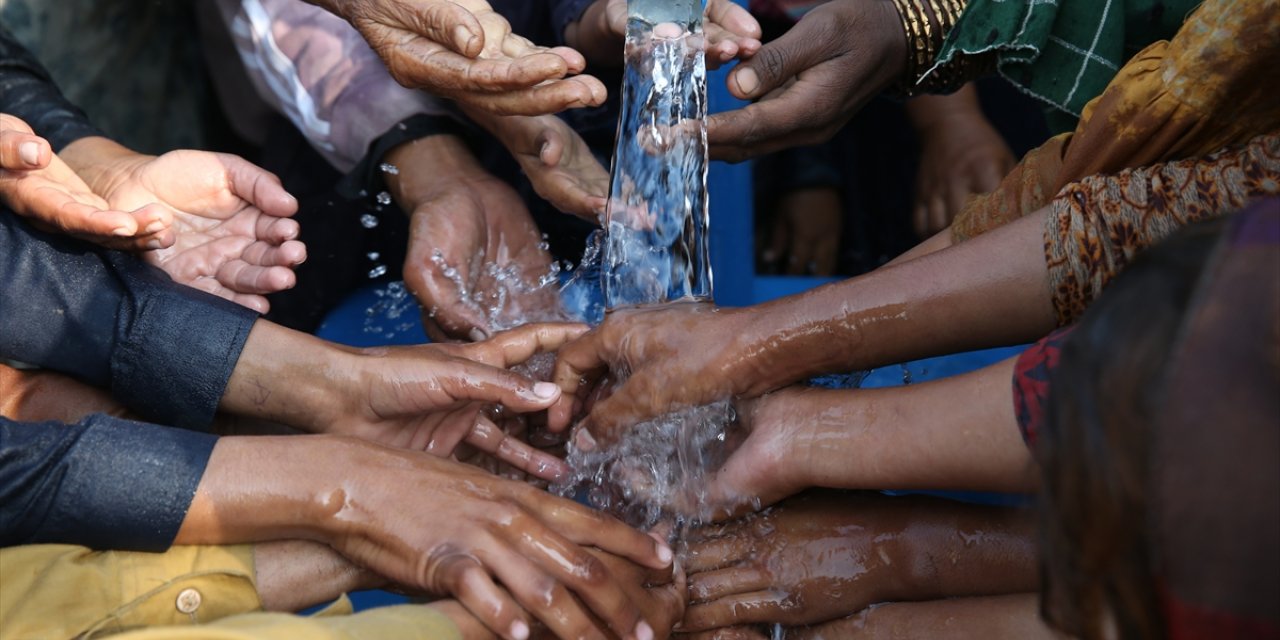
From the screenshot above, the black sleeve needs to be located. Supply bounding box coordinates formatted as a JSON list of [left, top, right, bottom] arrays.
[[0, 212, 257, 431], [0, 23, 105, 150], [0, 414, 216, 551]]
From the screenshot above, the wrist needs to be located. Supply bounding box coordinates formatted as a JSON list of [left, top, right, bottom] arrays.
[[220, 321, 360, 433], [58, 136, 149, 197], [383, 134, 482, 212]]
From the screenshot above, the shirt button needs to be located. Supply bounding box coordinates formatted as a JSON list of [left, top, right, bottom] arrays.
[[175, 588, 203, 614]]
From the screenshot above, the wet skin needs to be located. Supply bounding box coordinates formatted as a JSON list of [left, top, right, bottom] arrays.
[[550, 210, 1056, 446], [681, 492, 1039, 631], [176, 434, 675, 640], [566, 0, 762, 71], [308, 0, 607, 116]]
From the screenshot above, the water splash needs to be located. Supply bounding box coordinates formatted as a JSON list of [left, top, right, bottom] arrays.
[[359, 213, 379, 229]]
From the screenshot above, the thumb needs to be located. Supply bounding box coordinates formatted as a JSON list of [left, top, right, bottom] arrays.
[[726, 14, 835, 100], [221, 153, 298, 218], [399, 0, 485, 58], [440, 359, 566, 412]]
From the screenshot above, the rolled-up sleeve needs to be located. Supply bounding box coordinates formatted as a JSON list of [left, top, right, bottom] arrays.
[[0, 24, 104, 150], [0, 414, 216, 551], [0, 212, 257, 430]]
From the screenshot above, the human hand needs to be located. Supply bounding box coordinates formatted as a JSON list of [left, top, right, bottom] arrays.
[[549, 302, 776, 445], [707, 0, 907, 162], [908, 85, 1016, 237], [758, 187, 842, 276], [319, 0, 606, 115], [682, 492, 1039, 631], [0, 115, 172, 249], [387, 135, 564, 341], [62, 138, 306, 312], [590, 0, 762, 69], [528, 548, 687, 639], [464, 106, 609, 220]]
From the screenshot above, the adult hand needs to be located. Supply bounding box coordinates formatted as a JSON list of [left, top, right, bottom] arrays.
[[707, 0, 907, 162], [758, 187, 842, 276], [550, 302, 773, 445], [387, 135, 563, 341], [908, 85, 1016, 236], [318, 0, 606, 115], [223, 321, 587, 482], [0, 115, 172, 249], [62, 138, 306, 313], [463, 105, 609, 221], [593, 0, 762, 69], [182, 435, 677, 640], [682, 492, 1038, 631], [532, 548, 687, 639]]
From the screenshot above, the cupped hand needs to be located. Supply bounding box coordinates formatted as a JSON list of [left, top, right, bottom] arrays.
[[549, 302, 767, 445], [333, 442, 675, 640], [389, 136, 564, 341], [0, 115, 171, 249], [908, 87, 1016, 237], [335, 0, 606, 115], [465, 105, 610, 221], [682, 492, 918, 630], [707, 0, 906, 162], [758, 187, 842, 276], [71, 142, 306, 313], [600, 0, 762, 69], [329, 323, 589, 481]]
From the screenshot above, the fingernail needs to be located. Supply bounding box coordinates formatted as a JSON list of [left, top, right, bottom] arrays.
[[533, 382, 560, 399], [539, 142, 551, 162], [574, 428, 597, 452], [18, 141, 40, 166], [656, 543, 674, 566], [469, 328, 488, 342], [111, 226, 133, 237], [454, 25, 476, 52], [144, 220, 165, 233], [636, 620, 655, 640], [734, 66, 760, 95], [146, 239, 163, 250], [510, 620, 530, 640]]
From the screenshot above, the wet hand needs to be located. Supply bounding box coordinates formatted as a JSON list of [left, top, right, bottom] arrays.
[[65, 139, 306, 312], [528, 548, 687, 639], [682, 492, 918, 630], [323, 0, 606, 115], [329, 323, 589, 481], [0, 115, 172, 249], [549, 302, 768, 445], [707, 0, 907, 162], [908, 86, 1016, 237]]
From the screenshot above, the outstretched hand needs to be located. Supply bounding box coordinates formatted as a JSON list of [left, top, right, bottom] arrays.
[[601, 0, 762, 69], [321, 0, 606, 115], [707, 0, 906, 162], [67, 139, 307, 313], [0, 115, 172, 249]]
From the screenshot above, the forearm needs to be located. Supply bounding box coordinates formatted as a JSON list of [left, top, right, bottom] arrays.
[[905, 83, 981, 132], [896, 502, 1039, 599], [219, 321, 356, 431], [383, 133, 484, 211], [0, 364, 129, 423], [737, 211, 1055, 391], [832, 594, 1056, 639], [253, 540, 383, 612]]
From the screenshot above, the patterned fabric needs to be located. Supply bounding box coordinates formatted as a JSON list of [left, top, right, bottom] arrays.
[[1012, 326, 1076, 449], [950, 0, 1280, 243], [927, 0, 1196, 128], [1045, 134, 1280, 325]]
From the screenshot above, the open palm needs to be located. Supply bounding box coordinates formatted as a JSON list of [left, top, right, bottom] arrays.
[[92, 150, 307, 312]]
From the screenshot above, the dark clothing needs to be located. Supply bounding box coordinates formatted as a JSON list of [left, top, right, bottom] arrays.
[[0, 213, 257, 431], [0, 415, 216, 551], [0, 23, 104, 150]]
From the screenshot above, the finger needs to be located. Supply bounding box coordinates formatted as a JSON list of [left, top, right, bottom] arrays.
[[465, 416, 571, 482], [974, 159, 1006, 194], [29, 193, 143, 240], [537, 128, 566, 167], [392, 41, 569, 93], [504, 529, 649, 640], [682, 590, 791, 631], [725, 17, 833, 101], [390, 0, 485, 58], [547, 330, 609, 432], [707, 90, 846, 162], [785, 230, 812, 276], [689, 567, 769, 603], [253, 212, 301, 243], [436, 553, 530, 640], [241, 239, 307, 268], [684, 536, 750, 573], [532, 492, 675, 571], [912, 202, 930, 238], [929, 193, 949, 235], [437, 358, 567, 412], [706, 0, 763, 41], [484, 545, 610, 640], [683, 627, 770, 640], [465, 323, 591, 368], [0, 130, 51, 170], [220, 153, 298, 218], [216, 260, 297, 295], [461, 75, 608, 116], [229, 292, 271, 314]]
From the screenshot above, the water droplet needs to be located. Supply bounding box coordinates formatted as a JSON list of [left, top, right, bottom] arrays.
[[379, 163, 399, 175], [367, 251, 380, 261], [368, 264, 387, 278], [375, 191, 393, 206], [360, 214, 379, 229]]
